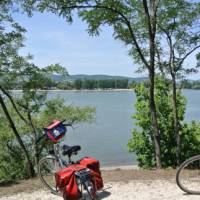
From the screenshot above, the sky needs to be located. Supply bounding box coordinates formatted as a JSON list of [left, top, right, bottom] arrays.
[[13, 11, 199, 79]]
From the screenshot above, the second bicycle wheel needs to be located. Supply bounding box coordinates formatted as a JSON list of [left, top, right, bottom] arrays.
[[38, 156, 62, 196], [176, 155, 200, 194]]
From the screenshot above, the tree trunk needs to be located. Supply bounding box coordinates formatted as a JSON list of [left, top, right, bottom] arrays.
[[149, 26, 162, 168], [27, 112, 39, 172], [172, 74, 181, 166], [0, 95, 35, 178], [0, 86, 40, 172], [144, 0, 162, 169], [149, 68, 162, 169]]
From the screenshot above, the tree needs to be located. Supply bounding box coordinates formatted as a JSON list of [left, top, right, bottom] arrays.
[[0, 46, 95, 178], [0, 97, 95, 182], [156, 0, 200, 165], [0, 2, 36, 177], [128, 80, 137, 89], [180, 80, 192, 89], [82, 79, 97, 89], [0, 1, 95, 179], [0, 108, 32, 182], [116, 79, 129, 88], [74, 79, 82, 90], [0, 18, 67, 171], [0, 95, 35, 178], [26, 0, 163, 168], [128, 77, 200, 168]]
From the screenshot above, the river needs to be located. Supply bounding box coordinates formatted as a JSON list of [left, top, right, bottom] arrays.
[[46, 89, 200, 166]]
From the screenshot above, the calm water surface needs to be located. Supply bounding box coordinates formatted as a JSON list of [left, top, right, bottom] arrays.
[[46, 90, 200, 166]]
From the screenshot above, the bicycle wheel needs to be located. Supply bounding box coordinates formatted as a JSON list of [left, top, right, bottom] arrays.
[[176, 155, 200, 194], [76, 177, 97, 200], [38, 156, 62, 196]]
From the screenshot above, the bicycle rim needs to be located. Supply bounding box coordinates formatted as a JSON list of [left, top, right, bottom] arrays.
[[38, 156, 62, 196], [77, 178, 96, 200], [176, 155, 200, 194]]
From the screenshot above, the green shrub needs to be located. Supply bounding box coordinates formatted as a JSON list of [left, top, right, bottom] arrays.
[[0, 97, 95, 181], [128, 77, 200, 168]]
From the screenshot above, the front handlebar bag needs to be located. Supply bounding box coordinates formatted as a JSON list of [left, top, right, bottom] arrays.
[[44, 120, 66, 142]]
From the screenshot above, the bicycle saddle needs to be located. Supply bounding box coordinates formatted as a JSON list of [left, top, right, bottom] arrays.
[[62, 145, 81, 156]]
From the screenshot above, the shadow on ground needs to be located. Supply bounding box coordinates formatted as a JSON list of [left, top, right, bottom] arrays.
[[97, 189, 111, 199]]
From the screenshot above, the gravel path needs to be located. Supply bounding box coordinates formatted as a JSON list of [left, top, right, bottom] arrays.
[[1, 180, 200, 200]]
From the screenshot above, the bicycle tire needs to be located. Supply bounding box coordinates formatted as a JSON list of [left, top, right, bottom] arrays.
[[38, 156, 62, 196], [38, 157, 98, 199], [176, 155, 200, 194], [83, 182, 97, 200], [77, 177, 97, 200]]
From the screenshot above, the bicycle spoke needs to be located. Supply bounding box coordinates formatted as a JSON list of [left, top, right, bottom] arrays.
[[38, 157, 62, 196]]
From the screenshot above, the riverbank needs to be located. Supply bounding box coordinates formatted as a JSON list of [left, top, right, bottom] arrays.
[[0, 168, 186, 200], [1, 168, 197, 200], [10, 89, 134, 92], [9, 88, 200, 93], [2, 180, 198, 200]]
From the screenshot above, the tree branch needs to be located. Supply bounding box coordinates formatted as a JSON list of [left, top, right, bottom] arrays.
[[178, 45, 200, 68], [0, 86, 29, 125], [142, 0, 151, 30], [49, 3, 150, 68]]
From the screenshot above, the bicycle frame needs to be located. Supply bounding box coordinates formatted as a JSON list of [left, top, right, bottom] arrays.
[[53, 143, 66, 169], [38, 138, 102, 199]]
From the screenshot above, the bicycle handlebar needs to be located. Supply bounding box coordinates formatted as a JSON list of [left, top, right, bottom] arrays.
[[36, 119, 72, 144], [63, 123, 73, 127], [62, 119, 74, 127]]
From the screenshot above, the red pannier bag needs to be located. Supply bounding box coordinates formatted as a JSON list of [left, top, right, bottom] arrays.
[[79, 157, 104, 190], [55, 164, 85, 200]]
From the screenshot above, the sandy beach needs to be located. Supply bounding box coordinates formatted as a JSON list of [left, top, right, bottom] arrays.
[[1, 180, 199, 200], [0, 167, 199, 200]]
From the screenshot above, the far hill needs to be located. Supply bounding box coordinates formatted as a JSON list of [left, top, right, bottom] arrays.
[[51, 74, 147, 83]]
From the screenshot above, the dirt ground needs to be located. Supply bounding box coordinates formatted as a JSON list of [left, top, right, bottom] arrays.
[[2, 168, 200, 200], [0, 168, 177, 197]]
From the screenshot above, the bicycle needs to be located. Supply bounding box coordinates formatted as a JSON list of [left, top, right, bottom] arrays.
[[37, 119, 100, 199], [176, 155, 200, 194]]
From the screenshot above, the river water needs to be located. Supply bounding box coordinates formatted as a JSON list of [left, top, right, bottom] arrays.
[[46, 89, 200, 166]]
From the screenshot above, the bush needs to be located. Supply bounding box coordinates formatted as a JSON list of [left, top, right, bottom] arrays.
[[181, 121, 200, 161], [128, 77, 200, 168], [0, 97, 95, 181], [0, 115, 31, 182]]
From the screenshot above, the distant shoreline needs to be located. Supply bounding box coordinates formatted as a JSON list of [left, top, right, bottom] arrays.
[[10, 88, 200, 92], [11, 88, 134, 92], [101, 164, 138, 170]]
